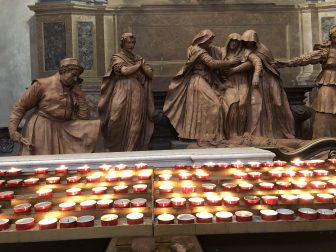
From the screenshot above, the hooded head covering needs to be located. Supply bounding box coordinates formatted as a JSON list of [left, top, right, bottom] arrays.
[[329, 25, 336, 37], [222, 33, 242, 59], [191, 29, 215, 46]]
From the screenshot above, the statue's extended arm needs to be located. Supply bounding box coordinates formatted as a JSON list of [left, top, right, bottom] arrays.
[[276, 49, 328, 68], [200, 53, 241, 69], [248, 53, 263, 86], [119, 61, 142, 76]]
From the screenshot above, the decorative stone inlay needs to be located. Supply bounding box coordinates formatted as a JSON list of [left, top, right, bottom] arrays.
[[43, 22, 66, 71], [78, 22, 94, 70], [322, 17, 335, 41]]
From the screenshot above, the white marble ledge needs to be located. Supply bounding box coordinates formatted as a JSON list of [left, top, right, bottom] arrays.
[[0, 147, 275, 169]]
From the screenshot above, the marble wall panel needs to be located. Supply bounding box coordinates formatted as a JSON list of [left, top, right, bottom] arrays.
[[321, 16, 335, 41], [78, 21, 94, 70]]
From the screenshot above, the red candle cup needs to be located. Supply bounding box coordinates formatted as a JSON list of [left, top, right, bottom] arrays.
[[0, 180, 5, 187], [158, 174, 172, 181], [0, 191, 14, 199], [235, 211, 253, 222], [262, 162, 274, 167], [36, 188, 53, 198], [0, 170, 6, 176], [80, 200, 97, 210], [276, 208, 295, 220], [316, 193, 334, 203], [248, 172, 262, 179], [59, 201, 77, 211], [77, 215, 95, 227], [34, 167, 49, 174], [55, 165, 69, 173], [196, 212, 213, 223], [131, 198, 147, 207], [177, 214, 195, 224], [268, 169, 283, 178], [175, 164, 187, 170], [76, 165, 91, 173], [23, 178, 40, 186], [281, 194, 298, 204], [97, 199, 113, 209], [298, 170, 313, 177], [310, 181, 327, 189], [328, 159, 336, 165], [292, 180, 308, 189], [133, 184, 148, 193], [290, 160, 305, 167], [313, 169, 329, 177], [7, 179, 23, 187], [260, 209, 278, 221], [105, 172, 119, 182], [66, 187, 82, 196], [134, 162, 148, 170], [13, 203, 32, 214], [204, 162, 217, 169], [114, 164, 128, 171], [113, 185, 128, 194], [276, 181, 292, 189], [259, 182, 275, 190], [15, 217, 35, 230], [195, 171, 209, 181], [248, 162, 261, 168], [282, 170, 296, 178], [171, 197, 187, 207], [224, 196, 240, 205], [101, 214, 118, 226], [222, 183, 237, 191], [119, 171, 133, 181], [298, 194, 315, 204], [233, 171, 247, 179], [0, 219, 10, 231], [46, 176, 61, 184], [86, 173, 101, 183], [273, 160, 287, 167], [181, 184, 196, 194], [317, 209, 335, 219], [217, 163, 230, 169], [157, 213, 175, 224], [178, 172, 192, 180], [34, 201, 52, 212], [202, 183, 216, 192], [59, 216, 77, 228], [298, 208, 317, 220], [244, 195, 260, 205], [38, 217, 58, 230], [188, 197, 205, 206], [7, 168, 22, 176], [328, 180, 336, 187], [114, 199, 130, 208], [262, 195, 279, 205], [305, 160, 325, 167], [99, 164, 112, 172], [126, 213, 144, 225], [92, 186, 107, 195], [239, 183, 254, 191], [66, 176, 81, 183], [231, 162, 244, 168], [156, 198, 171, 208], [206, 195, 222, 206], [137, 170, 152, 180], [191, 164, 203, 169], [215, 211, 233, 222]]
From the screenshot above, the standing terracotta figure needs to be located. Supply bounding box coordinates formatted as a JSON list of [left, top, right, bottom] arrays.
[[241, 30, 295, 139], [98, 33, 155, 151], [8, 58, 100, 155], [163, 29, 240, 142], [276, 26, 336, 139], [221, 33, 262, 139]]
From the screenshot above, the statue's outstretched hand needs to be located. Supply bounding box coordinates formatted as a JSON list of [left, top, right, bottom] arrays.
[[273, 60, 291, 68]]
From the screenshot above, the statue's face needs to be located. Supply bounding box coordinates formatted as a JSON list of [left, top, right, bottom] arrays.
[[331, 33, 336, 44], [229, 39, 240, 50], [123, 37, 136, 52], [60, 69, 80, 87]]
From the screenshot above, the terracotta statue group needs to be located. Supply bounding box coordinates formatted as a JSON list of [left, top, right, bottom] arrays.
[[8, 26, 336, 155]]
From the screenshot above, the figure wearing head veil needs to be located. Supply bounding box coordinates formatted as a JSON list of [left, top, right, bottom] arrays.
[[220, 33, 262, 138], [240, 30, 295, 139], [163, 29, 239, 141], [276, 26, 336, 138], [98, 33, 155, 151]]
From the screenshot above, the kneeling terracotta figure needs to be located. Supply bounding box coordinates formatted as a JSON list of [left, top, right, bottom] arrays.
[[8, 58, 100, 155]]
